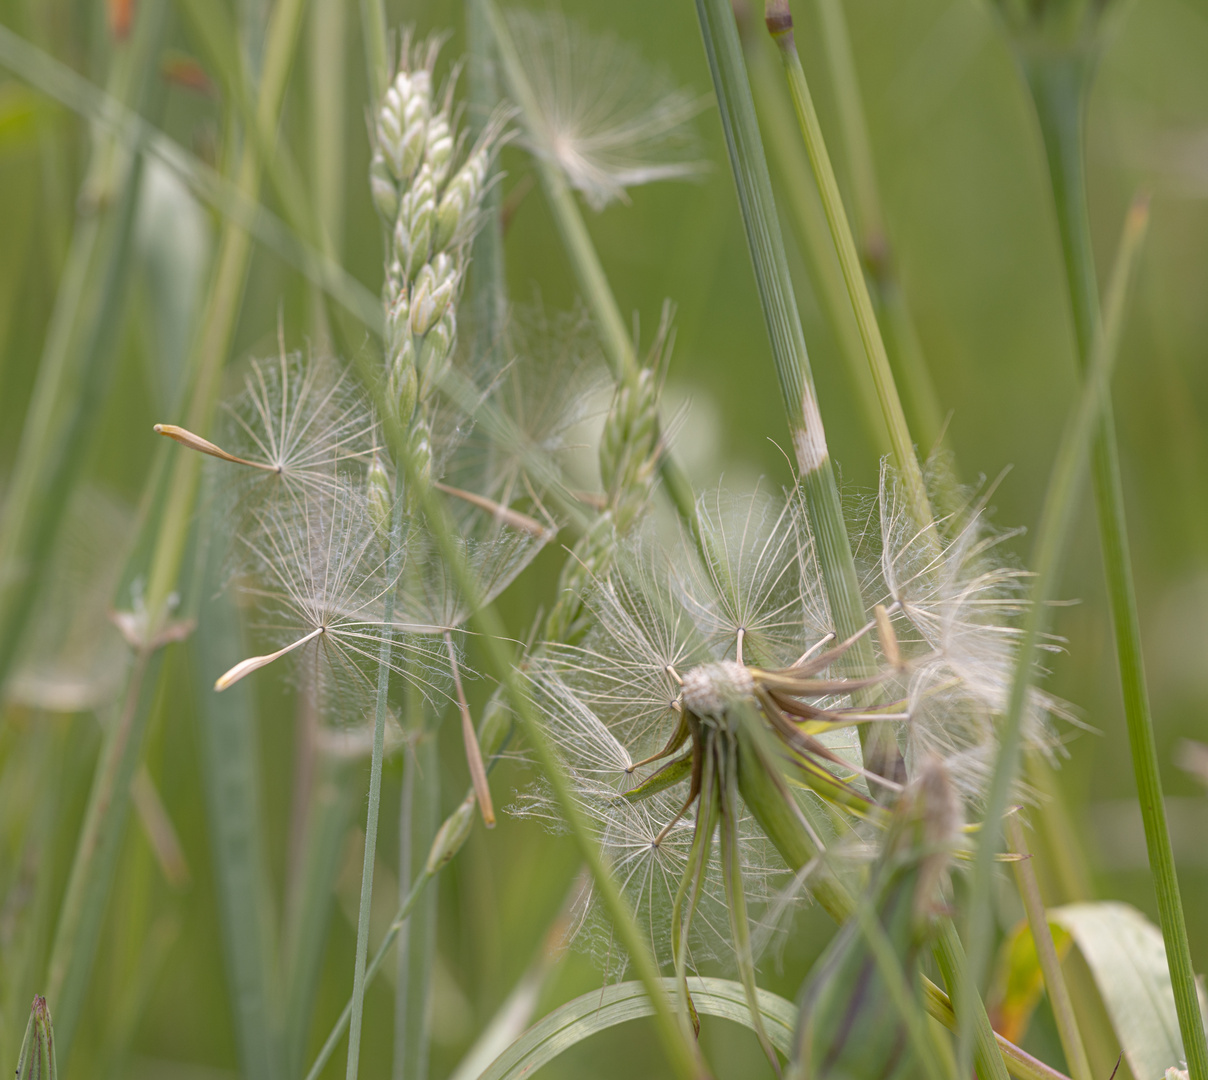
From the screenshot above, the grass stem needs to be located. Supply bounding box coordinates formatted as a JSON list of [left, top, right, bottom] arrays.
[[1006, 815, 1092, 1080], [344, 494, 407, 1080], [764, 2, 931, 527], [960, 192, 1151, 1074]]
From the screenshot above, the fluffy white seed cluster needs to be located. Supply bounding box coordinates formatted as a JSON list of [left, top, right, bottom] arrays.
[[373, 37, 504, 489]]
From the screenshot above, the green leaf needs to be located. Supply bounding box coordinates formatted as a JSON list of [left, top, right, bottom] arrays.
[[477, 977, 797, 1080], [1051, 902, 1207, 1080]]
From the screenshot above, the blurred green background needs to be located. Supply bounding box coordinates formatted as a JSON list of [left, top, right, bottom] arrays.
[[2, 0, 1208, 1076]]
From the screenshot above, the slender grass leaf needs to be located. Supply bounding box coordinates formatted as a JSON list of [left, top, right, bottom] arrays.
[[477, 977, 796, 1080]]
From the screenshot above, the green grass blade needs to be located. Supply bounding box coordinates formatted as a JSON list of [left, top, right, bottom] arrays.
[[344, 494, 407, 1080], [0, 4, 163, 695], [961, 193, 1151, 1075], [194, 536, 283, 1080], [692, 0, 899, 781], [764, 2, 930, 527], [283, 752, 361, 1077], [478, 978, 796, 1080], [1022, 48, 1208, 1080], [44, 646, 166, 1065], [1006, 816, 1093, 1080]]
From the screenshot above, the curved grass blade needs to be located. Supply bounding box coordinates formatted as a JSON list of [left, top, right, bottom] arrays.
[[477, 978, 797, 1080]]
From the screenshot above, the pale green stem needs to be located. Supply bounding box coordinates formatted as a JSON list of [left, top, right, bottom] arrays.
[[482, 0, 698, 534], [390, 428, 706, 1080], [960, 194, 1151, 1074], [0, 5, 159, 693], [305, 870, 435, 1080], [745, 39, 890, 460], [765, 4, 931, 529], [359, 0, 389, 103], [1024, 47, 1208, 1080], [850, 898, 950, 1080], [1006, 815, 1092, 1080], [345, 494, 407, 1080], [812, 0, 945, 451]]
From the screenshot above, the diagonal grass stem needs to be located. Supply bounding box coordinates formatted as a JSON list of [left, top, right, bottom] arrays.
[[960, 193, 1151, 1074]]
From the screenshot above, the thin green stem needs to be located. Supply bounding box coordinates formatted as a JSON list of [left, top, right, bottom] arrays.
[[694, 0, 906, 788], [1006, 815, 1092, 1080], [745, 38, 889, 460], [305, 870, 435, 1080], [345, 494, 407, 1080], [359, 0, 389, 104], [811, 0, 945, 451], [764, 2, 930, 528], [388, 425, 706, 1080], [960, 194, 1151, 1075], [1026, 48, 1208, 1078], [482, 0, 697, 534]]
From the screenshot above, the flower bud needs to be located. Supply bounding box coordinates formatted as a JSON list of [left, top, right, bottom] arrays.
[[434, 147, 488, 250], [16, 996, 57, 1080], [367, 452, 393, 536], [426, 793, 477, 873], [417, 307, 456, 392], [395, 165, 436, 280], [425, 109, 455, 187], [370, 151, 399, 221], [409, 254, 458, 337], [389, 346, 418, 424]]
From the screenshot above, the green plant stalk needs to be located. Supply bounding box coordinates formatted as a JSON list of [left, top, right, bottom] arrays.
[[389, 431, 706, 1080], [1027, 51, 1208, 1077], [812, 0, 945, 451], [43, 0, 305, 1064], [359, 0, 389, 104], [1006, 815, 1092, 1080], [960, 193, 1151, 1075], [695, 0, 909, 792], [394, 725, 440, 1080], [195, 534, 283, 1080], [482, 0, 697, 535], [283, 751, 361, 1075], [345, 494, 407, 1080], [764, 4, 931, 529], [0, 4, 161, 695], [745, 39, 890, 460], [44, 645, 165, 1064], [933, 921, 1011, 1080], [305, 869, 435, 1080]]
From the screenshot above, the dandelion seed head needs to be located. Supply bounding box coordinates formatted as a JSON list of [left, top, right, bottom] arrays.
[[681, 660, 753, 718], [507, 8, 706, 210], [872, 462, 1066, 803], [218, 349, 379, 521]]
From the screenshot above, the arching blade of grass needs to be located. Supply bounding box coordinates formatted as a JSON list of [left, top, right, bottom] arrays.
[[1023, 46, 1208, 1079], [194, 531, 283, 1080], [478, 978, 796, 1080], [961, 194, 1152, 1075]]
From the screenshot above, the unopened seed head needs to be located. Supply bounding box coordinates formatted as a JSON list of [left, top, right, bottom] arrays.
[[370, 151, 400, 221], [425, 110, 454, 186], [680, 660, 754, 717]]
